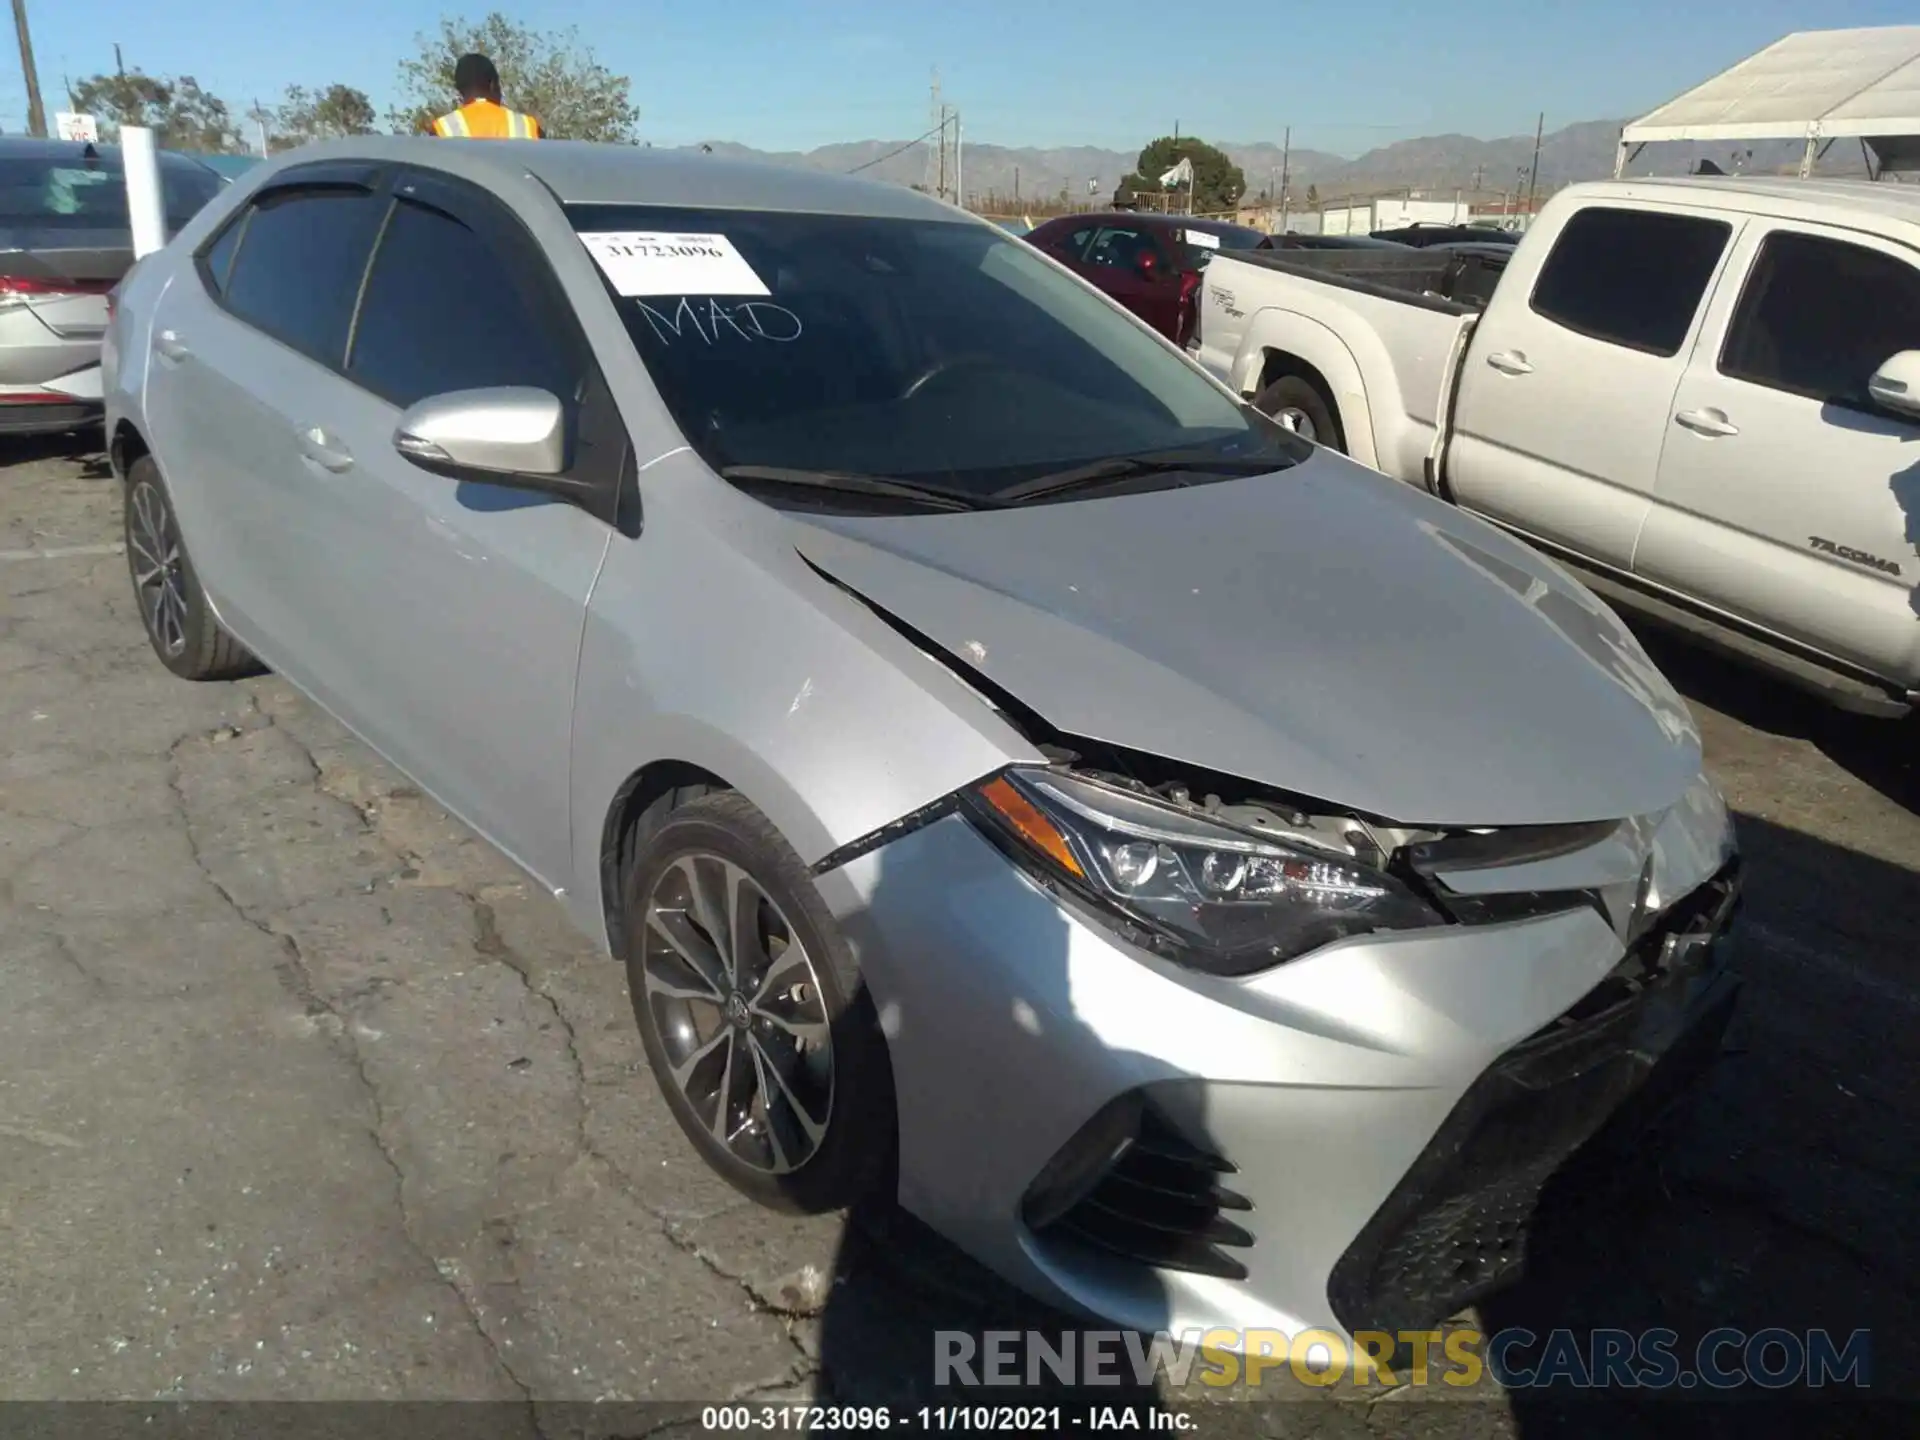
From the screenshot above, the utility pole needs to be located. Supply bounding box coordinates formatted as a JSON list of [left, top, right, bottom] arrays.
[[1278, 125, 1291, 232], [114, 42, 124, 77], [11, 0, 47, 138], [1525, 111, 1544, 214], [251, 96, 269, 156], [925, 69, 942, 198]]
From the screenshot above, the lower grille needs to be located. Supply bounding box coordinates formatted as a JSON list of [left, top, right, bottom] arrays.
[[1029, 1105, 1254, 1281], [1327, 862, 1742, 1338]]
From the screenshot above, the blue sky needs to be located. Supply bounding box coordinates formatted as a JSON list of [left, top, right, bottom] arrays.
[[11, 0, 1917, 153]]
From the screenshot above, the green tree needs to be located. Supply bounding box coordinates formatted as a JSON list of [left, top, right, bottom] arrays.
[[1122, 136, 1245, 215], [1305, 183, 1321, 210], [69, 70, 245, 153], [273, 83, 378, 151], [392, 12, 639, 141]]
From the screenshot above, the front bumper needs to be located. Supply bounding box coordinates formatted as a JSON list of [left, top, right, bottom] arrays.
[[816, 807, 1737, 1347]]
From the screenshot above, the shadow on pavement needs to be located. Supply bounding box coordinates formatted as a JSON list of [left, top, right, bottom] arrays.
[[1480, 811, 1919, 1436], [1, 428, 112, 479]]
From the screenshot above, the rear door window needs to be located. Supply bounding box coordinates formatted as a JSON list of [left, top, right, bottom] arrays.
[[0, 155, 227, 233], [219, 189, 387, 365], [1530, 206, 1731, 357], [1719, 230, 1920, 411], [346, 194, 576, 408], [1084, 226, 1162, 272]]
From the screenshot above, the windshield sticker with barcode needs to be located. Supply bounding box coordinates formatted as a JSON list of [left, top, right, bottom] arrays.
[[1183, 230, 1221, 249], [579, 231, 770, 297]]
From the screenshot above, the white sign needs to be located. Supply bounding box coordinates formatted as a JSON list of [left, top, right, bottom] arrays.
[[1183, 229, 1220, 249], [55, 112, 100, 143], [579, 231, 768, 298]]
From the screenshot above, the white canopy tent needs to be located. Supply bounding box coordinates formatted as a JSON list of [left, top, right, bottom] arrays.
[[1617, 25, 1920, 179]]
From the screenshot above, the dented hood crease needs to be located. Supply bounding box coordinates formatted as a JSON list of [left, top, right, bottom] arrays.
[[788, 452, 1701, 826]]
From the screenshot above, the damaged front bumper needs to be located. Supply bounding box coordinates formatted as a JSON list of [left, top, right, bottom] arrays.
[[811, 782, 1740, 1348]]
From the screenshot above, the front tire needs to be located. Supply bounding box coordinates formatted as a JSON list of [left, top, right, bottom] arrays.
[[123, 457, 261, 681], [1254, 373, 1344, 452], [622, 790, 896, 1213]]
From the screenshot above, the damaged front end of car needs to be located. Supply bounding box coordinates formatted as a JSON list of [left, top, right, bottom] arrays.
[[803, 548, 1741, 1346]]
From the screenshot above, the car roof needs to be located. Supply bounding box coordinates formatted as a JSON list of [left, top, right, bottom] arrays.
[[1574, 175, 1920, 241], [0, 135, 216, 171], [1048, 211, 1259, 235], [246, 136, 964, 222]]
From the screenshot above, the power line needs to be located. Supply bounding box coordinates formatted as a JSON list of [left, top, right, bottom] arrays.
[[846, 118, 948, 175]]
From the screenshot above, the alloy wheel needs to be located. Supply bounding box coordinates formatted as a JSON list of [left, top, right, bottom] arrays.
[[640, 851, 834, 1175], [129, 479, 188, 658]]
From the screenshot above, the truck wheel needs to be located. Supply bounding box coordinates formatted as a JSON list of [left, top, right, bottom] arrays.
[[1254, 375, 1344, 452]]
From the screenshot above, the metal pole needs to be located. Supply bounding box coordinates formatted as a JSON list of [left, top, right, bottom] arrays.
[[121, 125, 166, 257], [956, 111, 963, 210], [11, 0, 47, 138], [1525, 111, 1543, 214], [1278, 125, 1291, 233]]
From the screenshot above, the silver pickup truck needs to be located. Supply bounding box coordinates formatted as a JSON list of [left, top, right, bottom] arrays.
[[1192, 176, 1920, 718]]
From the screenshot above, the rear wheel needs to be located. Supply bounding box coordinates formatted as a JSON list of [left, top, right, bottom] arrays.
[[622, 789, 896, 1213], [124, 456, 260, 681], [1254, 373, 1344, 452]]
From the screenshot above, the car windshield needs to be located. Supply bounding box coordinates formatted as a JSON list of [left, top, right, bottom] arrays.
[[567, 203, 1300, 503], [0, 153, 224, 233]]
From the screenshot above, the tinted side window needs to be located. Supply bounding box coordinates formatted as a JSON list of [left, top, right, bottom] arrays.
[[222, 190, 388, 364], [1530, 207, 1730, 357], [346, 198, 575, 409], [1720, 232, 1920, 411], [200, 212, 247, 294]]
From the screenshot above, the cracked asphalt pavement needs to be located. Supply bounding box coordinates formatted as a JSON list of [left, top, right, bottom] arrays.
[[3, 434, 1918, 1436]]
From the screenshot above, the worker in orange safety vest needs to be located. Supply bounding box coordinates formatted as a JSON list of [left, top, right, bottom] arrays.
[[428, 54, 543, 139]]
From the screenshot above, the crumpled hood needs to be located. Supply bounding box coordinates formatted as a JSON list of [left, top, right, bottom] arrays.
[[789, 452, 1702, 827]]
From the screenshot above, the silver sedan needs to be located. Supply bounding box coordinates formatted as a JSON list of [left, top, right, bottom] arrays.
[[103, 137, 1740, 1349]]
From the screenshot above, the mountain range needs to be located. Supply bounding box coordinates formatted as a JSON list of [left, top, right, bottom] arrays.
[[677, 119, 1870, 208]]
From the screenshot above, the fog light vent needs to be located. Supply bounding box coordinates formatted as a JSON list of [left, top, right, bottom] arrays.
[[1023, 1097, 1252, 1280]]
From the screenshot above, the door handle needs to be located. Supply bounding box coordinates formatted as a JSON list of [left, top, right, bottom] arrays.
[[298, 426, 355, 473], [1674, 407, 1740, 438], [153, 329, 190, 363], [1485, 350, 1532, 375]]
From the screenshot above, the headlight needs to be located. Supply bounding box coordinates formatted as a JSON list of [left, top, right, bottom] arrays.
[[963, 768, 1442, 975]]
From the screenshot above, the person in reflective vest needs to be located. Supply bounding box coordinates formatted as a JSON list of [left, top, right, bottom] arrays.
[[429, 54, 543, 139]]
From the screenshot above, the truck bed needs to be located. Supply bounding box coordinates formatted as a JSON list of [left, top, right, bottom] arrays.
[[1236, 246, 1505, 313]]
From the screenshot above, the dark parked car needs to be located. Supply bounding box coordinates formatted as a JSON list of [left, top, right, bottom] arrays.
[[0, 137, 226, 434], [1023, 212, 1271, 345], [1369, 221, 1518, 248], [1266, 232, 1412, 250]]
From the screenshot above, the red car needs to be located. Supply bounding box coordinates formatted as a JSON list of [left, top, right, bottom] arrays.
[[1023, 212, 1271, 345]]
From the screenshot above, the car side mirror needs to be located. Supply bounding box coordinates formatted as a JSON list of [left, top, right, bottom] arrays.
[[393, 387, 568, 480], [1867, 350, 1920, 420]]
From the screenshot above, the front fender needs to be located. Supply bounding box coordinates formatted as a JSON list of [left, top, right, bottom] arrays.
[[562, 472, 1040, 949]]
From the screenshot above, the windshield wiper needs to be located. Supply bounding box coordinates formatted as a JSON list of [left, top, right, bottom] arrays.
[[992, 448, 1294, 504], [719, 465, 1006, 513]]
